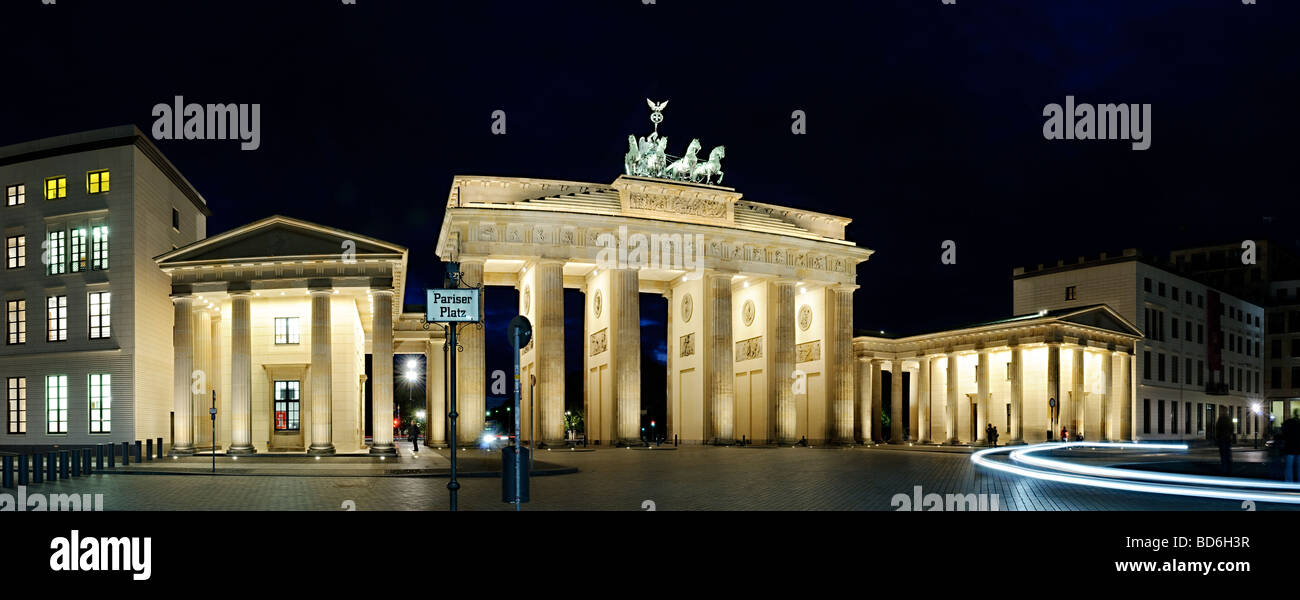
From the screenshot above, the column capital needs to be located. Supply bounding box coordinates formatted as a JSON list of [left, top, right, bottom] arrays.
[[828, 283, 859, 293], [369, 287, 395, 297], [534, 257, 566, 267], [171, 293, 194, 302], [772, 278, 799, 288], [308, 278, 335, 294]]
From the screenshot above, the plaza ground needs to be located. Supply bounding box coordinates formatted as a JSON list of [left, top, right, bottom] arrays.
[[7, 444, 1297, 511]]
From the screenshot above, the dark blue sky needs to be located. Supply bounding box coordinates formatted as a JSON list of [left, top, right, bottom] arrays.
[[3, 1, 1297, 411]]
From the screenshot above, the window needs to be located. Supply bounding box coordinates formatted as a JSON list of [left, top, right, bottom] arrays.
[[1292, 367, 1300, 389], [1157, 353, 1166, 382], [6, 299, 25, 345], [6, 377, 25, 434], [5, 184, 23, 206], [1158, 400, 1166, 434], [1065, 286, 1076, 300], [1184, 322, 1192, 342], [90, 224, 108, 270], [274, 317, 300, 344], [1171, 358, 1179, 384], [171, 207, 180, 231], [1197, 403, 1203, 432], [1197, 324, 1204, 344], [1198, 294, 1204, 308], [1197, 360, 1204, 387], [1172, 401, 1179, 434], [1144, 278, 1152, 293], [46, 229, 66, 275], [1185, 358, 1193, 384], [1185, 403, 1193, 435], [273, 381, 300, 431], [86, 170, 110, 194], [45, 375, 67, 434], [46, 295, 67, 342], [1186, 290, 1193, 305], [88, 373, 111, 433], [1143, 351, 1152, 380], [1171, 318, 1179, 339], [1158, 282, 1166, 297], [5, 235, 24, 269], [69, 227, 88, 272], [1172, 286, 1179, 301], [1143, 399, 1152, 434], [88, 291, 110, 339], [44, 176, 66, 200], [1292, 338, 1300, 358]]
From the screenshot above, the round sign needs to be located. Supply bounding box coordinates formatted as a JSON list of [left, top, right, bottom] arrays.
[[508, 315, 533, 349], [1049, 398, 1057, 408]]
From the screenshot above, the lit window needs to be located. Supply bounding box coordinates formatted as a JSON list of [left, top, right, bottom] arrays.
[[46, 295, 67, 342], [5, 235, 24, 269], [89, 373, 111, 433], [44, 176, 66, 200], [86, 170, 110, 194], [1065, 286, 1076, 301], [274, 380, 300, 431], [46, 375, 67, 434], [5, 184, 23, 206], [6, 299, 25, 345], [171, 207, 180, 231], [7, 377, 26, 434], [89, 291, 110, 339], [46, 229, 66, 275], [90, 225, 108, 270], [70, 227, 88, 272], [274, 317, 300, 344]]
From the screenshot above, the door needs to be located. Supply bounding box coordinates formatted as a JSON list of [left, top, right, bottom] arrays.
[[272, 380, 303, 450]]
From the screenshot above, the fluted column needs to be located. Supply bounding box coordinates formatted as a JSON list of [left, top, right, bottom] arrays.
[[1071, 346, 1084, 437], [829, 285, 855, 444], [1010, 345, 1024, 443], [1101, 347, 1114, 441], [870, 359, 883, 442], [917, 356, 931, 444], [889, 361, 903, 442], [1119, 350, 1133, 441], [228, 291, 255, 455], [612, 268, 642, 444], [369, 288, 396, 454], [1047, 342, 1061, 437], [706, 272, 734, 444], [774, 281, 797, 444], [192, 307, 213, 449], [856, 358, 873, 443], [456, 260, 486, 445], [535, 260, 566, 445], [976, 349, 990, 442], [170, 295, 196, 455], [945, 352, 958, 444], [308, 287, 335, 454], [428, 340, 445, 446]]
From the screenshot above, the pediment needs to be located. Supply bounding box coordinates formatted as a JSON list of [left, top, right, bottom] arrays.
[[1058, 305, 1142, 337], [157, 215, 405, 266]]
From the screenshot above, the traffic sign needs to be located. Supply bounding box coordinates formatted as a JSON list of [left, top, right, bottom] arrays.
[[508, 315, 532, 349]]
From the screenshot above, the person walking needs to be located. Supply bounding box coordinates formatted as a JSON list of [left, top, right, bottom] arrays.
[[992, 425, 1000, 447], [409, 421, 421, 455], [1060, 426, 1069, 443], [1282, 411, 1300, 482], [1215, 412, 1235, 476]]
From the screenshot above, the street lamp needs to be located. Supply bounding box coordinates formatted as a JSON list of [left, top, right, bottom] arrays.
[[1251, 403, 1262, 449]]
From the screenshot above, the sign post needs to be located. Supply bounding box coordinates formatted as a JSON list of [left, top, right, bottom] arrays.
[[210, 391, 217, 473], [506, 315, 532, 511], [427, 262, 484, 511]]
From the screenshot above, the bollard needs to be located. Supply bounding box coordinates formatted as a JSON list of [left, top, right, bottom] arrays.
[[72, 450, 81, 477], [108, 443, 116, 468], [2, 455, 12, 489], [47, 452, 57, 480], [18, 454, 28, 486], [59, 451, 69, 479], [96, 444, 105, 470], [83, 449, 92, 475], [145, 439, 153, 461], [134, 440, 142, 463], [32, 453, 43, 483], [122, 441, 130, 466], [157, 437, 164, 459]]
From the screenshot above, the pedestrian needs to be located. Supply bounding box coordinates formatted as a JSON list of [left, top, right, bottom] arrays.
[[1282, 411, 1300, 482], [1060, 426, 1069, 443], [409, 421, 421, 455], [1215, 412, 1234, 476], [992, 425, 1000, 447]]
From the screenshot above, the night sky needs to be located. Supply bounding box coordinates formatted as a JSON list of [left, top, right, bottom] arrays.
[[4, 1, 1297, 416]]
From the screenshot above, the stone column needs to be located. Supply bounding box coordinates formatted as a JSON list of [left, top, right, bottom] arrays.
[[774, 281, 797, 444], [889, 361, 903, 442], [192, 307, 213, 449], [1101, 347, 1114, 442], [170, 295, 196, 455], [228, 291, 256, 455], [917, 356, 931, 444], [1010, 345, 1024, 443], [976, 349, 990, 443], [829, 285, 855, 444], [1047, 342, 1061, 438], [456, 260, 486, 446], [856, 358, 872, 443], [705, 272, 734, 444], [945, 352, 959, 444], [1071, 346, 1084, 436], [428, 339, 445, 447], [1119, 350, 1133, 441], [870, 359, 883, 442], [612, 268, 642, 444], [308, 286, 335, 454], [369, 288, 397, 454], [535, 260, 566, 446]]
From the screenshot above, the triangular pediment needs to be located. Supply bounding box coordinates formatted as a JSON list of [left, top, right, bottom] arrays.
[[156, 215, 405, 266], [1057, 304, 1143, 337]]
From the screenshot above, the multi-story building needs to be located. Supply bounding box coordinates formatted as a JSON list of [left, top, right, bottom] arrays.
[[1013, 249, 1266, 442], [1265, 280, 1300, 426], [0, 125, 209, 449]]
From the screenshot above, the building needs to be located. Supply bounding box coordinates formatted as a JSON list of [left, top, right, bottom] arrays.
[[1, 126, 209, 449], [1012, 250, 1266, 441]]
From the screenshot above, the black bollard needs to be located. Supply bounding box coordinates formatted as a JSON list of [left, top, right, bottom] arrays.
[[83, 449, 92, 474], [59, 451, 69, 479], [156, 438, 163, 459], [18, 454, 28, 486], [121, 441, 130, 466], [72, 450, 81, 477], [145, 439, 153, 461], [108, 443, 116, 468], [32, 453, 43, 483], [47, 452, 57, 480], [96, 444, 104, 470], [134, 440, 142, 463], [2, 455, 12, 489]]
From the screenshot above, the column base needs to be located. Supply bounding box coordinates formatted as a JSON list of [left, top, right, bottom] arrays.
[[541, 438, 568, 448], [307, 444, 336, 456], [227, 445, 257, 455], [369, 444, 397, 456], [169, 445, 196, 457]]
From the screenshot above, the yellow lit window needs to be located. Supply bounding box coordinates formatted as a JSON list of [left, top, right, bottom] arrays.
[[87, 170, 110, 194], [45, 176, 67, 200]]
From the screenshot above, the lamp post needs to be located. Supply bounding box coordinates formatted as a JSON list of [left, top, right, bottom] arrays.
[[1251, 403, 1262, 449]]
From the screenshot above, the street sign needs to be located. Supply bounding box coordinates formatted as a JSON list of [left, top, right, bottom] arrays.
[[1048, 398, 1057, 408], [507, 315, 532, 349], [427, 288, 481, 322]]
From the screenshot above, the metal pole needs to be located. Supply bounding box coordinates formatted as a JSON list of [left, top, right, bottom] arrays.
[[211, 390, 217, 473], [513, 328, 522, 512], [446, 269, 460, 512], [530, 375, 536, 469]]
